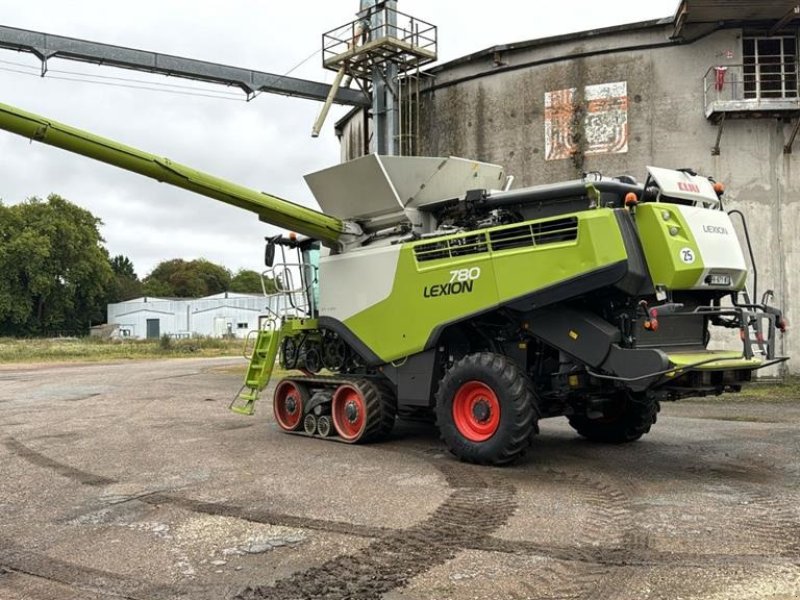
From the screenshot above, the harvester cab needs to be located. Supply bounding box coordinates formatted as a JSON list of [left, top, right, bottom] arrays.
[[262, 234, 321, 321]]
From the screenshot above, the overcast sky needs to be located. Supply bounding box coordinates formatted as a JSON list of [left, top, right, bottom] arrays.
[[0, 0, 678, 278]]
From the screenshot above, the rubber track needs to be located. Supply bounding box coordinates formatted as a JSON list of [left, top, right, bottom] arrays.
[[370, 379, 397, 441], [279, 376, 396, 443]]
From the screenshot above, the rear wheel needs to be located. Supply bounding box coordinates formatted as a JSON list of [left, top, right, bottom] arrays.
[[436, 352, 538, 465], [273, 380, 308, 431], [568, 391, 659, 443]]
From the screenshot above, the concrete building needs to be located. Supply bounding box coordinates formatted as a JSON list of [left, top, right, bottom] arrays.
[[107, 292, 269, 339], [337, 0, 800, 373]]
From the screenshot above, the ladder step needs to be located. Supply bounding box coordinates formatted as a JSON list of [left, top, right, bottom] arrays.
[[230, 402, 256, 416], [230, 328, 281, 416]]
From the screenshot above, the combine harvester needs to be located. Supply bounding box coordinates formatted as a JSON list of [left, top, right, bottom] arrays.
[[0, 101, 787, 464]]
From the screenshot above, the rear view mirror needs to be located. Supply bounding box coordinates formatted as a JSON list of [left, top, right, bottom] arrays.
[[265, 241, 276, 267]]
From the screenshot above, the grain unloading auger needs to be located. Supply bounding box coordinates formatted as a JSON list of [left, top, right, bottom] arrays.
[[0, 100, 789, 465]]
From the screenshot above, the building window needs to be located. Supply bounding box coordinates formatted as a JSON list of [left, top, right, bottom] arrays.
[[237, 322, 249, 329], [743, 35, 798, 100]]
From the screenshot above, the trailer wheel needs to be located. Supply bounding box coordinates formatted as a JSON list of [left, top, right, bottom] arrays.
[[436, 353, 538, 466], [331, 380, 396, 443], [273, 380, 308, 431], [568, 391, 659, 443]]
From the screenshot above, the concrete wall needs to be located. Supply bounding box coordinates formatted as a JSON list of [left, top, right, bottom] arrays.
[[340, 22, 798, 373]]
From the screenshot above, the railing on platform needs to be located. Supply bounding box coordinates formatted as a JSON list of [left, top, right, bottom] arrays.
[[322, 6, 437, 79], [704, 61, 800, 118]]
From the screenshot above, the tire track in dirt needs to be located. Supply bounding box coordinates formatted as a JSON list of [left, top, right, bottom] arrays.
[[731, 489, 800, 559], [234, 455, 517, 600], [4, 438, 116, 486], [5, 436, 393, 541], [500, 464, 647, 600], [7, 435, 799, 600], [139, 493, 393, 540], [0, 543, 187, 600]]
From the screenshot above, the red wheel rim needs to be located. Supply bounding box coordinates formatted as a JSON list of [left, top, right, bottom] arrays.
[[332, 384, 366, 441], [273, 381, 304, 431], [452, 380, 500, 442]]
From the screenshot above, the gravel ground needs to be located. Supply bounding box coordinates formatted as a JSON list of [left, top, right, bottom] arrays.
[[0, 358, 798, 600]]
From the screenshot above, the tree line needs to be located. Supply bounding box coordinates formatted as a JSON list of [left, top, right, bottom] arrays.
[[0, 194, 272, 337]]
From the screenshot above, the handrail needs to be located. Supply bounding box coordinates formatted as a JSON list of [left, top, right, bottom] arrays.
[[703, 62, 800, 112]]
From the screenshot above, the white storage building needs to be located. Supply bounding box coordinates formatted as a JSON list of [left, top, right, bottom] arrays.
[[107, 292, 270, 339]]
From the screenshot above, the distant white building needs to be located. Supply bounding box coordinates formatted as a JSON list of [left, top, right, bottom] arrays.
[[107, 292, 270, 339]]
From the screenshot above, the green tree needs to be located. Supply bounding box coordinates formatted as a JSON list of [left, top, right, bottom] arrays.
[[107, 254, 143, 303], [143, 258, 232, 298], [230, 268, 277, 294], [0, 195, 113, 336], [110, 255, 137, 279]]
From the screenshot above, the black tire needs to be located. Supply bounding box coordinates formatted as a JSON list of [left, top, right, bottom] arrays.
[[568, 391, 659, 443], [435, 352, 538, 466]]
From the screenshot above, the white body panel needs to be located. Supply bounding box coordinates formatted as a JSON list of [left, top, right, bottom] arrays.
[[676, 205, 748, 289], [648, 166, 720, 204], [318, 245, 401, 322]]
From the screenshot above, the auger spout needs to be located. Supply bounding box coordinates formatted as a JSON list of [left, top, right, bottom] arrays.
[[0, 101, 353, 246]]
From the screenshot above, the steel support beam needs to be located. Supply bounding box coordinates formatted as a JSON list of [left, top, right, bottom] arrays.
[[0, 25, 370, 107], [770, 5, 800, 36], [712, 113, 726, 156], [784, 117, 800, 154]]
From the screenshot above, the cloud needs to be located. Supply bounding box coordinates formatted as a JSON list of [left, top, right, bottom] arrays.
[[0, 0, 679, 276]]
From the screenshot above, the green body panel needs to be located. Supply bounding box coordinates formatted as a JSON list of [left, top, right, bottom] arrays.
[[635, 204, 705, 289], [281, 317, 321, 335], [666, 351, 763, 371], [344, 209, 629, 362], [0, 101, 345, 244]]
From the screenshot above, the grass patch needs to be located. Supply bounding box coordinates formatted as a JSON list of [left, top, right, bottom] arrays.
[[0, 336, 245, 364], [683, 377, 800, 403], [736, 377, 800, 401]]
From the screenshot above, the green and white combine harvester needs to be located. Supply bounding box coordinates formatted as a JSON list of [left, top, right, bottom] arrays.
[[0, 101, 788, 465]]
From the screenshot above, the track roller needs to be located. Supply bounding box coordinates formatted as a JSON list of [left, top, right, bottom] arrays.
[[317, 415, 333, 437], [303, 413, 317, 435]]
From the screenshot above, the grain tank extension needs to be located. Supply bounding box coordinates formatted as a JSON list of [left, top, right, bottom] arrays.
[[0, 101, 788, 465]]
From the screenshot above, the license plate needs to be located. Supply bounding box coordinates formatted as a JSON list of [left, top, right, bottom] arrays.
[[706, 274, 732, 286]]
